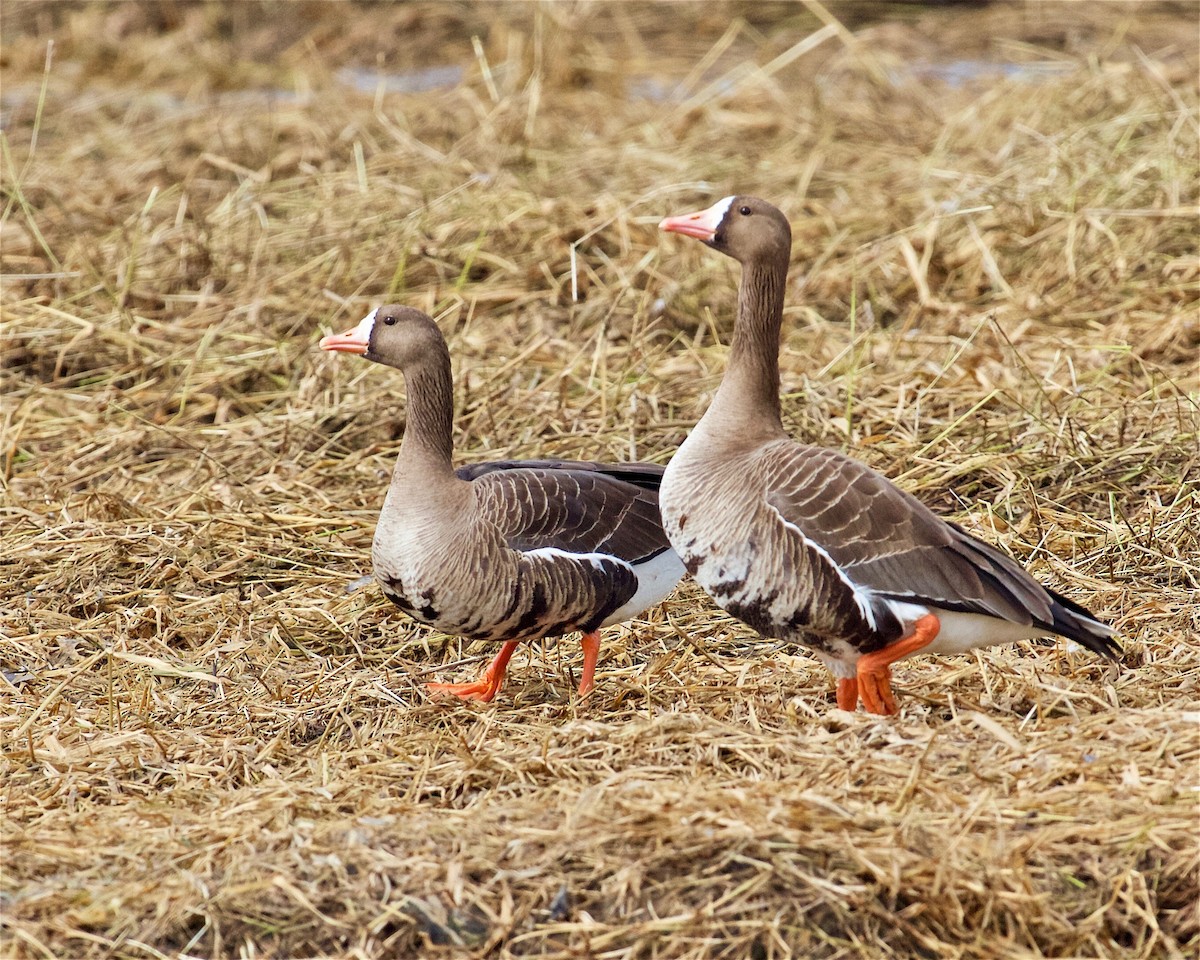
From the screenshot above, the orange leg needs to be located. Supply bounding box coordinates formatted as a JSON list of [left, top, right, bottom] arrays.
[[836, 677, 859, 711], [577, 630, 600, 698], [426, 640, 519, 703], [856, 614, 940, 716]]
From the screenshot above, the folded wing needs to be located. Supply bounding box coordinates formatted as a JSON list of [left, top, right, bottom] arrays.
[[760, 442, 1117, 657]]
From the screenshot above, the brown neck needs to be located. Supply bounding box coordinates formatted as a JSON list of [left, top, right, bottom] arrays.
[[396, 350, 456, 478], [708, 255, 787, 433]]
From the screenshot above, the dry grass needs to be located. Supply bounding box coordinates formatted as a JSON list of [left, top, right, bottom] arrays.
[[2, 2, 1198, 958]]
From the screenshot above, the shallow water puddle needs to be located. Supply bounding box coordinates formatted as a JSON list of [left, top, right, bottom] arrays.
[[335, 64, 466, 95]]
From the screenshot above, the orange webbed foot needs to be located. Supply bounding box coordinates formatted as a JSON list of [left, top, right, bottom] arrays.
[[858, 667, 898, 715], [425, 677, 503, 702], [852, 613, 941, 715], [426, 640, 518, 704], [836, 677, 859, 711]]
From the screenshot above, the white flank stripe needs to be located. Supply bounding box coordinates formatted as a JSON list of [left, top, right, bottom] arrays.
[[766, 502, 877, 631], [519, 546, 683, 627], [519, 546, 624, 571]]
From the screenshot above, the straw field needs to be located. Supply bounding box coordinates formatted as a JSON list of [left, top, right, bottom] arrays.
[[2, 2, 1197, 957]]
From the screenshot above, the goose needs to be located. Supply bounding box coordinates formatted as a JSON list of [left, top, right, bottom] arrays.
[[657, 196, 1119, 715], [320, 305, 684, 702]]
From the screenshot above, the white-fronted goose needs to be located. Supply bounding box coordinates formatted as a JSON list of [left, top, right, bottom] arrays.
[[657, 196, 1119, 715], [320, 305, 684, 701]]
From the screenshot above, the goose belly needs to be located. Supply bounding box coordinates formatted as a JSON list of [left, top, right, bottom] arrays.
[[601, 548, 686, 627], [687, 547, 852, 646], [372, 558, 555, 643], [885, 600, 1054, 655], [661, 499, 815, 640], [813, 599, 1059, 677], [372, 527, 656, 643], [372, 548, 470, 634], [371, 524, 505, 639]]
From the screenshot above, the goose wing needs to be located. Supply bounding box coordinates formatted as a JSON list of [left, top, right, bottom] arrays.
[[760, 442, 1117, 655], [474, 465, 673, 566], [457, 458, 666, 493]]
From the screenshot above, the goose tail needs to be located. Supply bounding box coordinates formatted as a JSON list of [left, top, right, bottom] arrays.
[[1046, 587, 1121, 660]]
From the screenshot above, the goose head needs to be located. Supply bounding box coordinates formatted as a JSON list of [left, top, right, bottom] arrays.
[[319, 304, 448, 370], [659, 195, 792, 267]]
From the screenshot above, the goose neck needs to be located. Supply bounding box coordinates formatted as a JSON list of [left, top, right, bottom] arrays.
[[395, 354, 456, 478], [710, 256, 787, 430]]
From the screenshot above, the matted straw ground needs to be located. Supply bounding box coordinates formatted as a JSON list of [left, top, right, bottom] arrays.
[[2, 3, 1198, 958]]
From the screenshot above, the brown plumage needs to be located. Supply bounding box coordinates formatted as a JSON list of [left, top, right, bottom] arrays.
[[658, 196, 1118, 715], [320, 305, 684, 701]]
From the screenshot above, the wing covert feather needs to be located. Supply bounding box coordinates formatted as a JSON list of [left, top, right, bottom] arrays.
[[476, 467, 672, 565], [759, 442, 1058, 625], [456, 459, 666, 491]]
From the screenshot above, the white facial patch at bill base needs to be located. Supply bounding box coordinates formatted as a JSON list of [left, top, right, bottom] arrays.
[[353, 308, 378, 343], [707, 195, 736, 226]]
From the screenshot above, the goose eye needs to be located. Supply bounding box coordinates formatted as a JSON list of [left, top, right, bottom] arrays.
[[739, 205, 752, 216], [383, 315, 397, 326]]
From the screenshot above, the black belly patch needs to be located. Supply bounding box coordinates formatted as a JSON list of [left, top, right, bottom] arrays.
[[723, 588, 788, 637], [510, 581, 550, 638], [381, 581, 439, 622], [707, 577, 746, 601]]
